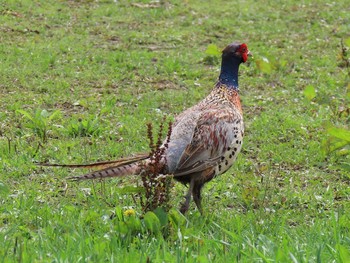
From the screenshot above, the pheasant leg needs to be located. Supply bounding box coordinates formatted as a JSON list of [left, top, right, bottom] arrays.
[[192, 183, 203, 214], [179, 179, 195, 214]]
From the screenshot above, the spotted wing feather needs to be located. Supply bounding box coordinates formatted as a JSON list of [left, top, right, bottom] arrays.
[[173, 108, 242, 176]]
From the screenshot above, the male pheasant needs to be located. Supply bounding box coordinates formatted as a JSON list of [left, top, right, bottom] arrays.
[[43, 42, 250, 214]]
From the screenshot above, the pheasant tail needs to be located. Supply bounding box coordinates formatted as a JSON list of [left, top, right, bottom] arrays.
[[68, 161, 143, 181], [38, 153, 149, 181]]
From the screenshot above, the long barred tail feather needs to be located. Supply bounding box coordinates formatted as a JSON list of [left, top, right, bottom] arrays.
[[68, 161, 144, 181], [36, 153, 149, 180]]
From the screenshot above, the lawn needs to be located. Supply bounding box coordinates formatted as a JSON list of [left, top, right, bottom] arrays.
[[0, 0, 349, 262]]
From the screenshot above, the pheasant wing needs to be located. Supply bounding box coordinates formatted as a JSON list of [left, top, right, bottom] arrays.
[[174, 108, 242, 176]]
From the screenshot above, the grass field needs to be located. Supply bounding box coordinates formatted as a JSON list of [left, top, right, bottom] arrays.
[[1, 0, 349, 262]]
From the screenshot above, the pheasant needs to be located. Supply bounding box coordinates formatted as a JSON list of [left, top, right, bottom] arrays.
[[42, 42, 250, 214]]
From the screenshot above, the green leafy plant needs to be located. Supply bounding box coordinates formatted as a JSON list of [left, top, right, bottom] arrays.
[[324, 126, 350, 172], [110, 206, 185, 240], [304, 85, 316, 101], [16, 109, 61, 142], [66, 117, 101, 137]]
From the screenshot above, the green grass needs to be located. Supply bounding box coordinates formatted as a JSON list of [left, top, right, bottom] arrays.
[[1, 0, 350, 262]]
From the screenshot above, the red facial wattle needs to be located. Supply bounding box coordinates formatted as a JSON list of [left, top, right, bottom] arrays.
[[237, 43, 249, 63], [242, 52, 248, 62]]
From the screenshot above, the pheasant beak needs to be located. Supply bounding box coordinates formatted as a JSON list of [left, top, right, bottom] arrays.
[[247, 50, 253, 58]]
